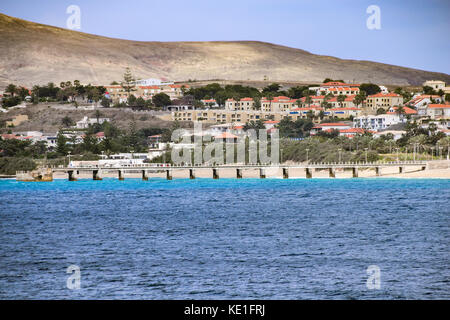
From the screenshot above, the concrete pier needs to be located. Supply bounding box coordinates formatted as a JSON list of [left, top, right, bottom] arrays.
[[329, 168, 336, 178], [68, 170, 77, 181], [93, 169, 102, 180], [259, 168, 266, 179], [49, 161, 429, 182]]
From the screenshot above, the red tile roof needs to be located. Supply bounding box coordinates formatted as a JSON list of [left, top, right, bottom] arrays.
[[264, 120, 280, 124], [317, 123, 350, 127], [368, 93, 401, 98], [428, 104, 450, 109], [215, 132, 238, 139]]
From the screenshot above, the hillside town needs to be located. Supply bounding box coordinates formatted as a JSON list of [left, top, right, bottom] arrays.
[[1, 73, 450, 174]]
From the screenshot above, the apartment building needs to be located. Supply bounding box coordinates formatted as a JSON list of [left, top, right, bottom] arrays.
[[225, 98, 256, 111], [426, 104, 450, 119], [353, 114, 403, 131], [325, 107, 362, 119], [172, 110, 297, 124], [261, 96, 297, 112], [311, 82, 360, 96], [423, 80, 446, 91], [365, 93, 403, 110]]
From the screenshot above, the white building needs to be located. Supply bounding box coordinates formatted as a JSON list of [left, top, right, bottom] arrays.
[[134, 78, 174, 86], [353, 114, 402, 131], [426, 104, 450, 119], [423, 80, 446, 91], [75, 116, 110, 129]]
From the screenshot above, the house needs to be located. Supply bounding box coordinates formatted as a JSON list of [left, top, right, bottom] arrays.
[[426, 104, 450, 119], [214, 132, 238, 143], [225, 97, 256, 111], [408, 95, 443, 115], [201, 99, 219, 108], [263, 120, 279, 129], [312, 82, 360, 96], [373, 130, 406, 140], [326, 107, 362, 119], [310, 122, 351, 135], [423, 80, 446, 91], [365, 93, 404, 111], [338, 128, 373, 138], [261, 96, 297, 112], [387, 106, 418, 116], [290, 106, 323, 118], [326, 95, 358, 108]]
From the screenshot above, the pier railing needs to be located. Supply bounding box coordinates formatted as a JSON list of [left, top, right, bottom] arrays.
[[52, 160, 428, 171]]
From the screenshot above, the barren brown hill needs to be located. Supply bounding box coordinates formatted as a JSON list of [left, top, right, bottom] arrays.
[[1, 13, 449, 88]]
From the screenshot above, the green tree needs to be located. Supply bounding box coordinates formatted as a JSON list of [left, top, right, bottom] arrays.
[[121, 67, 136, 96], [5, 84, 17, 97], [152, 93, 171, 109], [337, 94, 346, 107], [359, 83, 381, 96], [56, 133, 68, 155], [61, 116, 74, 127]]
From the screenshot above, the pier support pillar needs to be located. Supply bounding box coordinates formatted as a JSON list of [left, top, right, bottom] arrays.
[[93, 169, 103, 180], [236, 168, 243, 179], [259, 168, 266, 179], [375, 167, 381, 176], [213, 168, 219, 179], [352, 167, 358, 178], [282, 168, 289, 179], [329, 167, 336, 178], [68, 170, 77, 181], [306, 168, 312, 179], [189, 169, 196, 179], [399, 166, 404, 174], [118, 170, 125, 180], [166, 170, 172, 180], [142, 170, 148, 181]]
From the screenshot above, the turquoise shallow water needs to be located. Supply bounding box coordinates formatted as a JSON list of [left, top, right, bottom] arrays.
[[0, 178, 449, 299]]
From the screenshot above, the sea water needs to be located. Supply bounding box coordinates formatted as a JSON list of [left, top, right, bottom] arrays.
[[0, 178, 449, 299]]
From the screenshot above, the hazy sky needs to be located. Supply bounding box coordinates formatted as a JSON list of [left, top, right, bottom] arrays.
[[2, 0, 449, 74]]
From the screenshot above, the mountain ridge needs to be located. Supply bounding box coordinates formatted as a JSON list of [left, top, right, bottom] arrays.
[[1, 12, 449, 88]]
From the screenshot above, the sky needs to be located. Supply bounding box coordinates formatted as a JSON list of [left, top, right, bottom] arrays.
[[1, 0, 449, 74]]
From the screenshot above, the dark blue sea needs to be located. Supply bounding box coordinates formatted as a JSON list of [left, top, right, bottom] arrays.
[[0, 178, 449, 299]]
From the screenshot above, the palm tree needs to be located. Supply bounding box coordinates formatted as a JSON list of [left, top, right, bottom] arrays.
[[337, 94, 346, 107], [5, 84, 17, 97]]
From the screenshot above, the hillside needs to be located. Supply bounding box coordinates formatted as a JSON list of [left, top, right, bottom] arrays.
[[1, 13, 449, 88]]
